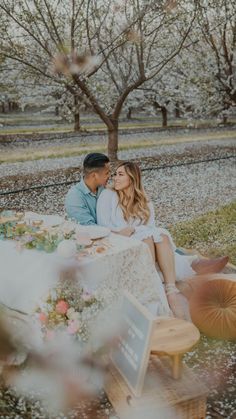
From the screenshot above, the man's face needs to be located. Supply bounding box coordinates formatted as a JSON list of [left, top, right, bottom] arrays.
[[94, 163, 111, 187]]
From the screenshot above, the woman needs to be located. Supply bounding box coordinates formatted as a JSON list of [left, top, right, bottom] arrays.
[[97, 161, 228, 319]]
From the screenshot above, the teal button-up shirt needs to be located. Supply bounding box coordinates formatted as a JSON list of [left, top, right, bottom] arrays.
[[65, 179, 104, 225]]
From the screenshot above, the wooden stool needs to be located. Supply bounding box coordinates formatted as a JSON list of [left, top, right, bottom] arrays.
[[151, 317, 200, 379]]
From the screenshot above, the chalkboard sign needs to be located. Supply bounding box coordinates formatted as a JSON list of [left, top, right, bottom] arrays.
[[110, 291, 155, 397]]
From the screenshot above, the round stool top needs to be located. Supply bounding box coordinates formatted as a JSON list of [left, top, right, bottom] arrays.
[[151, 317, 200, 356]]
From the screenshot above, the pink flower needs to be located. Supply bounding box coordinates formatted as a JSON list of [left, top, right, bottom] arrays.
[[55, 300, 69, 314], [67, 320, 80, 335], [39, 312, 48, 324]]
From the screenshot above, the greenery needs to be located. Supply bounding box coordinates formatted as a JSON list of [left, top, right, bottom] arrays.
[[170, 202, 236, 265], [1, 130, 235, 164], [1, 117, 236, 136], [0, 212, 77, 253]]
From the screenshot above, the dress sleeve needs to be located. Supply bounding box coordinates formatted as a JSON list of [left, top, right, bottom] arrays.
[[97, 189, 120, 231], [146, 201, 156, 227]]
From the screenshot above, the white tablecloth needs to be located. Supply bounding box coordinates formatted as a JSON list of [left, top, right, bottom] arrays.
[[0, 219, 171, 317]]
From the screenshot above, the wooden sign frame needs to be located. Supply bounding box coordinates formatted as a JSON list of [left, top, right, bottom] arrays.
[[110, 291, 155, 397]]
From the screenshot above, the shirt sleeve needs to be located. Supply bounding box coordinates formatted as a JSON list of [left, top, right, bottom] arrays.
[[65, 187, 96, 225], [97, 189, 121, 232]]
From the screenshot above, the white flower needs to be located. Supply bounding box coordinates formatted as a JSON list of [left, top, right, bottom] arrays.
[[66, 307, 75, 319], [70, 311, 80, 321]]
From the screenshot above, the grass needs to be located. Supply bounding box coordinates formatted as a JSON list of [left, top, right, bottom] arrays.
[[170, 201, 236, 265], [0, 140, 154, 163], [1, 116, 236, 136], [0, 121, 183, 135], [1, 130, 236, 164]]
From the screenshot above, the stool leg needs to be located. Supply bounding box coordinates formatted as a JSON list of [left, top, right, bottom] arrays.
[[172, 354, 182, 379]]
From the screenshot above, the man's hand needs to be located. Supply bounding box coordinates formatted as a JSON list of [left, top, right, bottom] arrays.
[[117, 227, 135, 237]]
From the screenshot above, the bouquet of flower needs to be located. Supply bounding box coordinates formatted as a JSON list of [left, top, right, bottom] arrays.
[[36, 277, 102, 342]]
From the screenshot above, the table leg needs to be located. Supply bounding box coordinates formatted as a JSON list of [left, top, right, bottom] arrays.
[[172, 354, 182, 379]]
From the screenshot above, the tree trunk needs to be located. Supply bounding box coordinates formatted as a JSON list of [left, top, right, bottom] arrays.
[[175, 102, 181, 118], [222, 115, 228, 124], [153, 101, 167, 127], [108, 118, 118, 161], [74, 111, 81, 131], [161, 106, 168, 127], [127, 107, 132, 119]]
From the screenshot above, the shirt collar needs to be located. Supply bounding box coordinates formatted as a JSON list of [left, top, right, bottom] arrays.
[[79, 178, 101, 196]]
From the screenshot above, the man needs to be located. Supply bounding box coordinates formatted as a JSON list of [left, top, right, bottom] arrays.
[[65, 153, 110, 225]]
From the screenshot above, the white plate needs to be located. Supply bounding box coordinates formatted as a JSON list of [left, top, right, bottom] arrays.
[[76, 225, 110, 240]]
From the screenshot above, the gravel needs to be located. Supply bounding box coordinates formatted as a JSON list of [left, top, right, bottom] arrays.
[[0, 136, 236, 418], [1, 140, 235, 226], [0, 137, 235, 179]]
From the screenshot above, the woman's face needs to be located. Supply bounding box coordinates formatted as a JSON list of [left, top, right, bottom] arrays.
[[114, 165, 131, 191]]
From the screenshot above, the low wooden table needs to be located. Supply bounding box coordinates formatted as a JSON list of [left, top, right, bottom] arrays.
[[151, 317, 200, 379]]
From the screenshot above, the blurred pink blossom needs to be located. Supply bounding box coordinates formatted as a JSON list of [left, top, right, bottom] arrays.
[[38, 312, 48, 324], [67, 320, 80, 335], [56, 300, 69, 314]]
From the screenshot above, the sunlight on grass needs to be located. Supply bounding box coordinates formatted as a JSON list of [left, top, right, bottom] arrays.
[[0, 122, 180, 135], [170, 202, 236, 265], [0, 141, 155, 163], [1, 130, 235, 164], [1, 116, 236, 136]]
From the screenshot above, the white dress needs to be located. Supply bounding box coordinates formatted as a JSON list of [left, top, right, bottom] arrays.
[[97, 189, 196, 281]]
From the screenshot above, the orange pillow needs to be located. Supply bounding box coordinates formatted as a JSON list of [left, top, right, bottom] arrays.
[[189, 278, 236, 340]]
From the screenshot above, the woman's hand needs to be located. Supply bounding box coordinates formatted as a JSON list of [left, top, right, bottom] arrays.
[[117, 227, 135, 237]]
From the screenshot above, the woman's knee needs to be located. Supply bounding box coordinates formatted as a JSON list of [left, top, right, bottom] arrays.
[[160, 234, 170, 245], [145, 236, 154, 243]]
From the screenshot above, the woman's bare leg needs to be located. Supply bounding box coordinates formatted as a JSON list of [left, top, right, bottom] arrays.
[[154, 235, 186, 319]]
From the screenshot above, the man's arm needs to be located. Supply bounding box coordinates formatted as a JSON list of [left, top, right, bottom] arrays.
[[65, 188, 96, 225]]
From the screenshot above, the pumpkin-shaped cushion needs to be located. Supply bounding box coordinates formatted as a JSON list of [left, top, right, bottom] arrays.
[[189, 277, 236, 340]]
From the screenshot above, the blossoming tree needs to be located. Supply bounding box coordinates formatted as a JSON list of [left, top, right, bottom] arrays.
[[0, 0, 198, 159]]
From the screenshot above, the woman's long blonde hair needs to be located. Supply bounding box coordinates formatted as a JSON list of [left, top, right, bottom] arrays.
[[113, 161, 150, 224]]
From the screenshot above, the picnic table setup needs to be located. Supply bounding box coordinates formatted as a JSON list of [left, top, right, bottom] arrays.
[[0, 209, 235, 418], [0, 210, 171, 315]]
